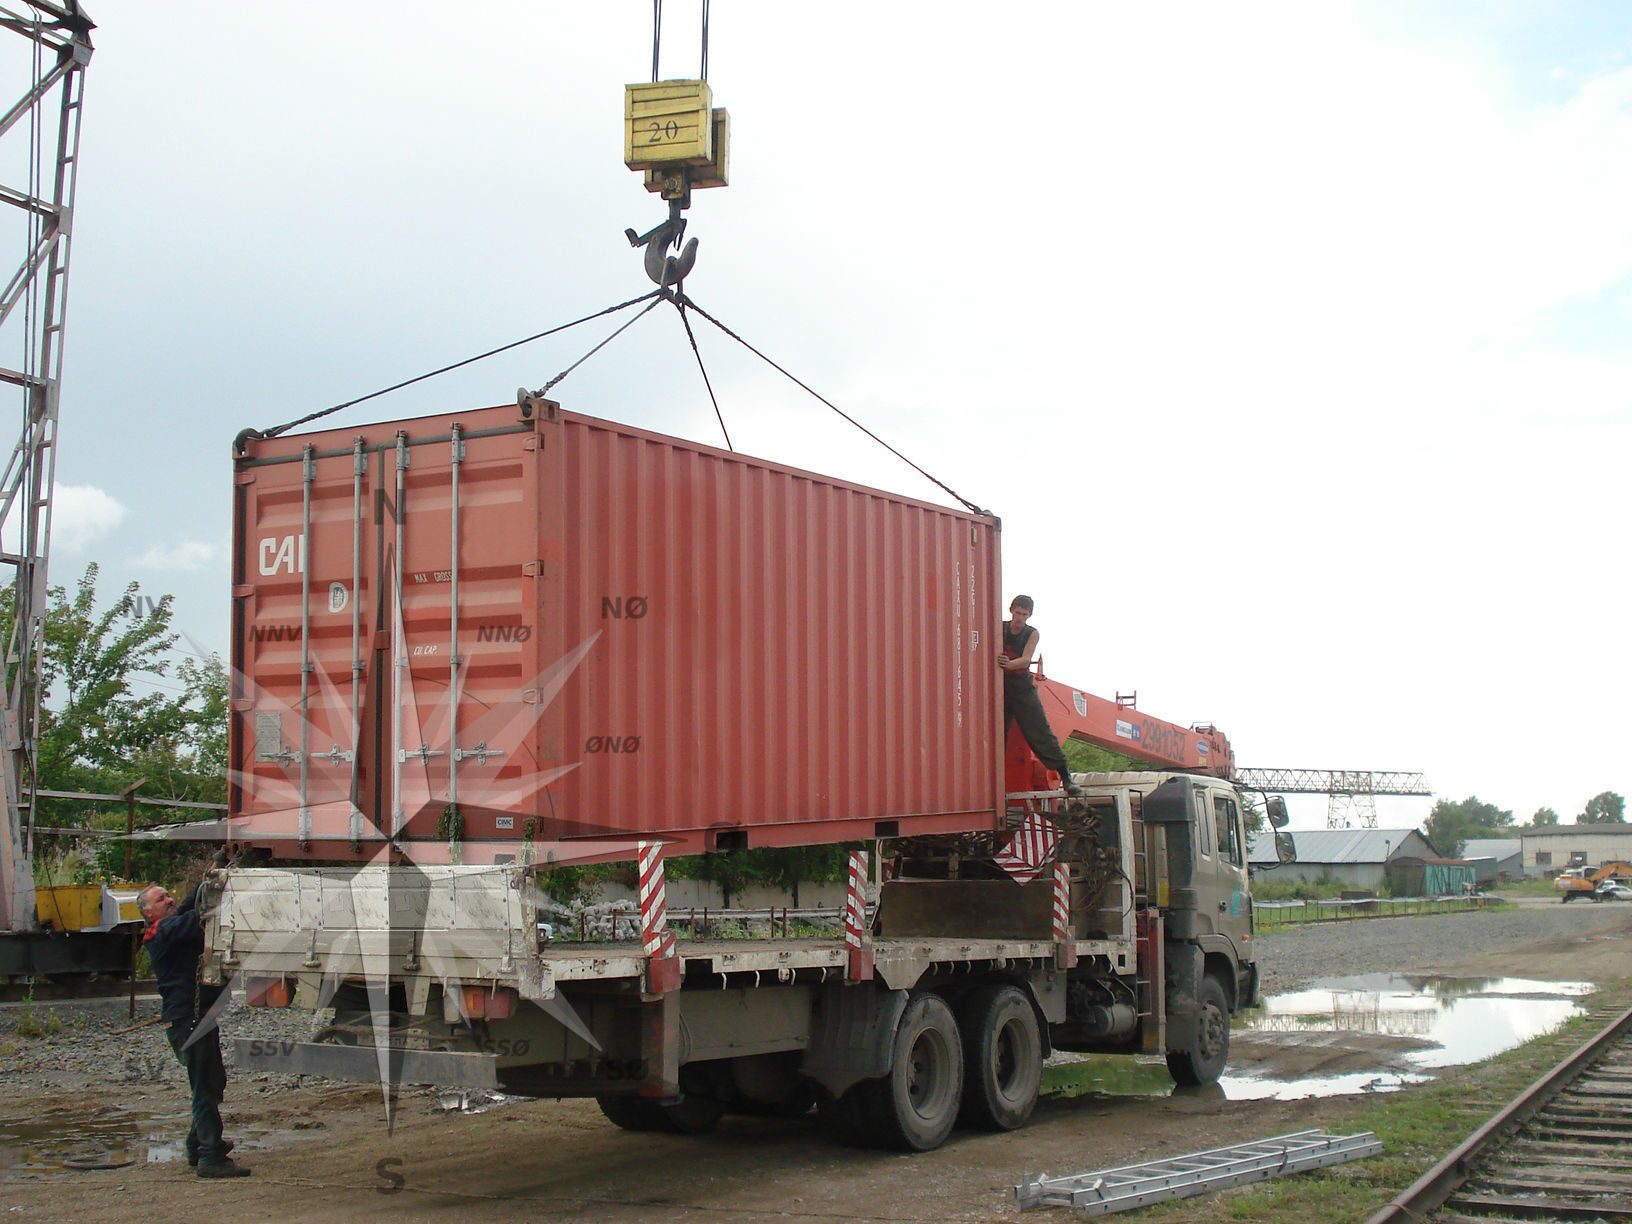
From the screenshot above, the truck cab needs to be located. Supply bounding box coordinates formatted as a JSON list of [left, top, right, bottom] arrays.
[[1062, 772, 1276, 1072]]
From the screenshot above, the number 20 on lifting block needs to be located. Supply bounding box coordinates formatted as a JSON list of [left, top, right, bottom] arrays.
[[624, 79, 714, 169]]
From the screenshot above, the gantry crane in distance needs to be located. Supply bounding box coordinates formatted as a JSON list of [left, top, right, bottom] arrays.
[[0, 2, 94, 934], [1232, 769, 1434, 829], [1024, 667, 1428, 833]]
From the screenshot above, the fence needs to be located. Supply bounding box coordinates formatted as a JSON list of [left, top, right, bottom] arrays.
[[1253, 894, 1491, 931]]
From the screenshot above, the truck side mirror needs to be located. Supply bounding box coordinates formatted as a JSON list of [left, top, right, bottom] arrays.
[[1275, 831, 1297, 864], [1266, 796, 1290, 828]]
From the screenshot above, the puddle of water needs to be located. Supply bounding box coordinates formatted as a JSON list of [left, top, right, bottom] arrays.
[[436, 1089, 518, 1115], [0, 1104, 277, 1179], [0, 1104, 184, 1178], [1044, 976, 1593, 1106], [1225, 974, 1592, 1100]]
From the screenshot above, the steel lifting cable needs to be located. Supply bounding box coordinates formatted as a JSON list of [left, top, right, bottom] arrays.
[[700, 0, 710, 79], [673, 296, 733, 450], [533, 291, 668, 396], [652, 0, 709, 81], [650, 0, 662, 82], [674, 293, 988, 515], [247, 289, 665, 442]]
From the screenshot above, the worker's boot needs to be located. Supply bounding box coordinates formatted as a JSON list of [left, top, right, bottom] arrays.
[[196, 1156, 251, 1179], [187, 1138, 234, 1168]]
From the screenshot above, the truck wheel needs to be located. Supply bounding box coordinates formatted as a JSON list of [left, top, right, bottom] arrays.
[[957, 985, 1042, 1131], [855, 992, 964, 1152], [596, 1093, 724, 1135], [1165, 974, 1229, 1086], [658, 1093, 725, 1134], [732, 1083, 816, 1118], [816, 1085, 877, 1146], [597, 1095, 667, 1132]]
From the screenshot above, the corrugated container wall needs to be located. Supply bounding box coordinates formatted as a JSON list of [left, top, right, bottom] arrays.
[[230, 403, 1004, 862]]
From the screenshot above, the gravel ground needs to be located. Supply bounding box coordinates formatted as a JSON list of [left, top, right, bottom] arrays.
[[1254, 900, 1628, 994], [0, 996, 342, 1098]]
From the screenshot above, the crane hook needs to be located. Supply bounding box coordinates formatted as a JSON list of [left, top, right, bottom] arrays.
[[624, 201, 698, 287]]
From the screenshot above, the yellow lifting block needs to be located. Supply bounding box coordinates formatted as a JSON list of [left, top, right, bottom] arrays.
[[645, 107, 730, 194], [625, 79, 714, 170]]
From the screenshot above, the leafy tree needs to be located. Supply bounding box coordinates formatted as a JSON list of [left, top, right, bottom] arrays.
[[1531, 806, 1560, 827], [1579, 791, 1626, 824], [0, 564, 226, 885], [1240, 791, 1267, 836], [1423, 795, 1513, 858], [1062, 740, 1150, 774]]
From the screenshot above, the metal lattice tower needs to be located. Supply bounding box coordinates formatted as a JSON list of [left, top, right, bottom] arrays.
[[0, 2, 92, 932], [1233, 769, 1433, 830], [1325, 790, 1378, 830]]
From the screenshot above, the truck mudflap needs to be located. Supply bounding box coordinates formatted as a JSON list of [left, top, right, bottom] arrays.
[[1241, 959, 1262, 1009], [234, 1039, 498, 1090]]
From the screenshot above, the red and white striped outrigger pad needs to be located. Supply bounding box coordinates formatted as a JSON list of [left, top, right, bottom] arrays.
[[844, 849, 874, 981], [637, 840, 676, 961], [994, 807, 1061, 885], [1052, 858, 1078, 967]]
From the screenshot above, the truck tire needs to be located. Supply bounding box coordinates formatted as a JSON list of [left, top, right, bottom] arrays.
[[730, 1083, 816, 1118], [956, 984, 1042, 1131], [854, 992, 964, 1152], [1165, 973, 1229, 1086], [816, 1085, 877, 1147], [596, 1093, 724, 1135], [597, 1095, 667, 1132]]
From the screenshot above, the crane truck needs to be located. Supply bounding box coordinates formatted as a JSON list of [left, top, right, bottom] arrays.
[[209, 402, 1295, 1152]]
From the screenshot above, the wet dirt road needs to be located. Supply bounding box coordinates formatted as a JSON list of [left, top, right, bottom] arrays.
[[5, 900, 1631, 1223]]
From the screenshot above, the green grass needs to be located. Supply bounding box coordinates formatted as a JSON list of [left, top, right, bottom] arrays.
[[14, 987, 61, 1040], [1492, 878, 1560, 898], [1132, 980, 1632, 1221]]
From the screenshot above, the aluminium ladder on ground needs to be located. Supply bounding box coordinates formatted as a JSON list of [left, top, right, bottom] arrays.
[[1015, 1129, 1383, 1215]]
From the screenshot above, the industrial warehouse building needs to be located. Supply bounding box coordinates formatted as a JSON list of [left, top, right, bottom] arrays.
[[1518, 825, 1632, 878], [1459, 838, 1523, 885], [1248, 827, 1440, 889]]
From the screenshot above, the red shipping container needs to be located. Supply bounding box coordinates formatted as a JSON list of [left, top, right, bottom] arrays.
[[229, 402, 1005, 862]]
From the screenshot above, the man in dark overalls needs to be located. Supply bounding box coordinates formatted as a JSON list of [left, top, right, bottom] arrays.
[[138, 853, 249, 1179], [1000, 594, 1082, 798]]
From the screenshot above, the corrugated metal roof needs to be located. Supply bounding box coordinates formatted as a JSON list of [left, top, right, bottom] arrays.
[[1248, 827, 1428, 865], [1460, 838, 1521, 861]]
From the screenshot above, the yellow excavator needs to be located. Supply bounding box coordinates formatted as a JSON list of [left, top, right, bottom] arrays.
[[1555, 861, 1632, 902]]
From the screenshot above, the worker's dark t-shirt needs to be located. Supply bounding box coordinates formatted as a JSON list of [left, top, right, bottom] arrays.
[[1002, 622, 1036, 695], [145, 884, 224, 1025]]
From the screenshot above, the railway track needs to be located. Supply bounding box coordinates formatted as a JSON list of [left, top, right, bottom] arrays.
[[1369, 1002, 1632, 1222]]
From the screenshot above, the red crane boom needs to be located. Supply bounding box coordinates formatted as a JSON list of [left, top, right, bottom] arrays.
[[1004, 666, 1235, 791]]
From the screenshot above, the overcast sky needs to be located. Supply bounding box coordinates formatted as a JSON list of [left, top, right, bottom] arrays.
[[9, 2, 1629, 832]]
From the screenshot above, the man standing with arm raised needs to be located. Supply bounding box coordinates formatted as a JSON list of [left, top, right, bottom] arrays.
[[137, 849, 249, 1179]]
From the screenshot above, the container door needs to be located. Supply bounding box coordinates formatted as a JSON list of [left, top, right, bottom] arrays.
[[233, 419, 544, 861], [376, 424, 543, 859], [234, 441, 378, 850]]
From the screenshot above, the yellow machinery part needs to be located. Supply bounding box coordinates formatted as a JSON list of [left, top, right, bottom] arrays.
[[624, 79, 714, 170]]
